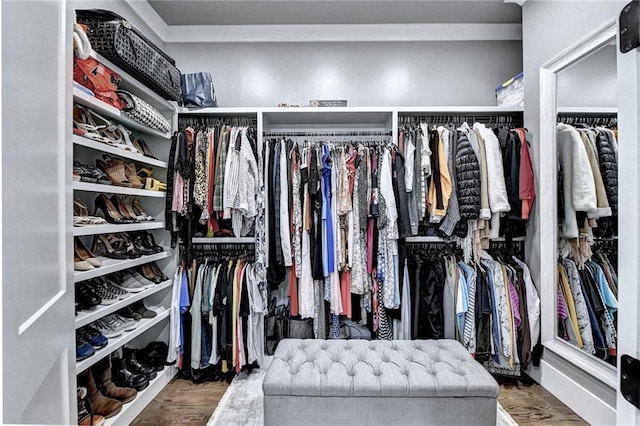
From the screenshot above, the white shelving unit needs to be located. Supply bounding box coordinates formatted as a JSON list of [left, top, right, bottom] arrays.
[[73, 135, 168, 168], [75, 280, 173, 329], [75, 308, 171, 373], [74, 251, 172, 283], [74, 222, 165, 236], [71, 38, 177, 424], [73, 181, 166, 197], [104, 365, 177, 426]]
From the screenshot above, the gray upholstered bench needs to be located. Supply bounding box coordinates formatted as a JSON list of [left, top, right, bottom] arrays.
[[263, 339, 499, 425]]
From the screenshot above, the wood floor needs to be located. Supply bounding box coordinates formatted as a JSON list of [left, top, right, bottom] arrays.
[[132, 375, 587, 425]]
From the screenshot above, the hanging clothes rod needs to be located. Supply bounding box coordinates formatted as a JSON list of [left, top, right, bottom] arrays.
[[178, 116, 257, 128], [398, 113, 523, 126], [263, 130, 392, 137], [556, 112, 618, 127]]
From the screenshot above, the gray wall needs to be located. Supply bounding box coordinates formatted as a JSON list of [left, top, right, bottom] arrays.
[[521, 0, 619, 421], [167, 41, 522, 107], [557, 44, 617, 108]]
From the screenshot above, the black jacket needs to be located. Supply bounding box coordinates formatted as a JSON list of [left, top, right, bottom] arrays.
[[455, 132, 481, 219], [596, 130, 618, 213]]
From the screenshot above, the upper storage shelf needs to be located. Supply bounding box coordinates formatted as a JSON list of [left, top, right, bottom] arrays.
[[261, 107, 393, 132], [90, 50, 177, 115], [74, 87, 172, 140]]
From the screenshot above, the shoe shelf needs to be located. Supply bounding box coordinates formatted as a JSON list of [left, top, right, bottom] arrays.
[[76, 308, 170, 373], [90, 49, 177, 116], [74, 252, 172, 283], [73, 135, 168, 169], [191, 237, 255, 244], [404, 236, 526, 243], [73, 181, 166, 198], [73, 88, 172, 140], [104, 365, 177, 426], [74, 222, 166, 237], [75, 280, 173, 329]]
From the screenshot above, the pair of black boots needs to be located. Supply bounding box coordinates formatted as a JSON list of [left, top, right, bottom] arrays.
[[111, 348, 156, 392]]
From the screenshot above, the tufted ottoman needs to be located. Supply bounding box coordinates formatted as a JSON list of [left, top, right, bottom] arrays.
[[263, 339, 499, 425]]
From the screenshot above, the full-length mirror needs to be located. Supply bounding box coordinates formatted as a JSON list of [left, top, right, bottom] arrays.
[[539, 19, 618, 384]]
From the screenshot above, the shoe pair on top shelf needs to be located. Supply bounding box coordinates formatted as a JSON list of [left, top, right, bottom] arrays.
[[94, 193, 155, 224], [92, 231, 163, 260], [73, 104, 158, 159], [75, 237, 102, 271]]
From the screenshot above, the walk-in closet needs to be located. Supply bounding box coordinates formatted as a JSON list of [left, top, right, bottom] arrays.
[[3, 1, 640, 425]]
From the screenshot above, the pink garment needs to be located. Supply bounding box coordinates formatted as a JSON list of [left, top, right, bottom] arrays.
[[514, 128, 535, 220], [340, 271, 352, 318], [172, 173, 185, 213]]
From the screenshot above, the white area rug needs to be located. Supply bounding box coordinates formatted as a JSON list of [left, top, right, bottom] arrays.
[[208, 368, 519, 426]]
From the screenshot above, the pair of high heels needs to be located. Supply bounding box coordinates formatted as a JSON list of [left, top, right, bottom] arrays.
[[139, 261, 168, 284], [94, 194, 155, 224], [74, 199, 107, 227], [74, 238, 102, 271], [73, 105, 139, 154], [92, 232, 162, 260]]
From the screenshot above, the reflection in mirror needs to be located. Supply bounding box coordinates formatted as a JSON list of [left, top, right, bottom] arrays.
[[555, 41, 618, 368]]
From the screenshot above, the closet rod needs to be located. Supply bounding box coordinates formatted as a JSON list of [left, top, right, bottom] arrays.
[[398, 113, 522, 126], [556, 112, 617, 127], [263, 131, 392, 137]]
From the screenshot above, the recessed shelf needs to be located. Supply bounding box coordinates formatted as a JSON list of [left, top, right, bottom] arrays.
[[103, 365, 177, 426], [73, 181, 166, 198], [73, 252, 172, 283], [74, 222, 165, 237], [73, 135, 168, 168], [191, 237, 255, 244], [75, 308, 170, 373], [73, 88, 172, 139], [75, 280, 173, 329]]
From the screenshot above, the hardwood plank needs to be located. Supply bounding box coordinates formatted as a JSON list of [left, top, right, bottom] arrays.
[[134, 376, 588, 425], [498, 382, 588, 425], [132, 378, 229, 426]]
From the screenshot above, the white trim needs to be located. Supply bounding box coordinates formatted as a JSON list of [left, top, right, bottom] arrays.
[[73, 222, 165, 237], [538, 16, 619, 418], [536, 356, 616, 425], [616, 0, 640, 419], [163, 23, 522, 43], [192, 237, 255, 244], [73, 181, 166, 198]]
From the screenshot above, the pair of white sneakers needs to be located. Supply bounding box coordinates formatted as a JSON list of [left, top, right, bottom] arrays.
[[93, 313, 138, 339], [112, 270, 156, 293]]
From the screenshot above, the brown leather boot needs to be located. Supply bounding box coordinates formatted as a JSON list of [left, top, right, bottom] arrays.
[[77, 387, 105, 426], [93, 357, 137, 404], [82, 367, 122, 418]]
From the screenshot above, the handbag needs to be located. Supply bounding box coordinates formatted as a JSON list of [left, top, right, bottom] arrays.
[[76, 9, 182, 101], [117, 90, 171, 133], [288, 317, 314, 339], [73, 56, 126, 110], [181, 72, 218, 108], [341, 320, 371, 340]]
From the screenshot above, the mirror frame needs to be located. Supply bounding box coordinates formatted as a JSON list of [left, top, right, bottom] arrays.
[[539, 17, 617, 388]]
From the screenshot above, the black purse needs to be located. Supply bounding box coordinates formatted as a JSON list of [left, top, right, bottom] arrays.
[[76, 9, 182, 101]]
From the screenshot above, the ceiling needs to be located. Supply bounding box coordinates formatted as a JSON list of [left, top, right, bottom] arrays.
[[147, 1, 522, 26]]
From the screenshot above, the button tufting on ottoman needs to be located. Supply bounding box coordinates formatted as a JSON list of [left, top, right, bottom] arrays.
[[263, 339, 499, 425]]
